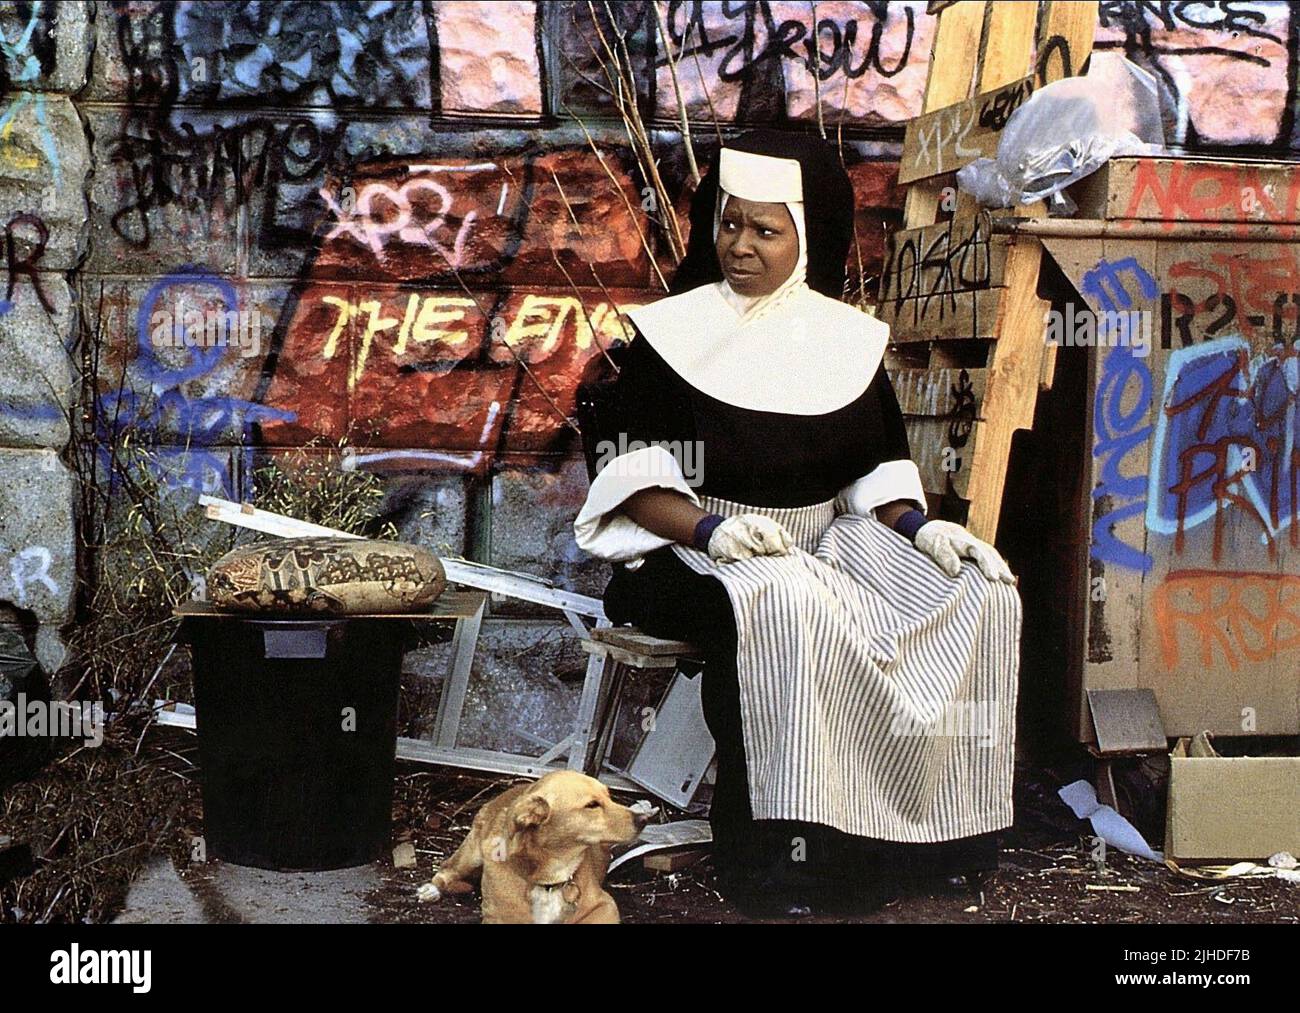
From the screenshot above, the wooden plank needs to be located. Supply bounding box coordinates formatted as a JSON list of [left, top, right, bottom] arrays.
[[920, 1, 986, 110], [880, 217, 1009, 304], [644, 849, 708, 872], [1037, 1, 1098, 85], [898, 74, 1036, 185], [893, 368, 988, 501], [1069, 157, 1300, 225], [901, 2, 1097, 187], [591, 627, 698, 657], [902, 0, 985, 228], [580, 640, 680, 669], [879, 287, 1003, 342], [976, 0, 1038, 92], [891, 366, 988, 418], [1072, 234, 1154, 740], [962, 238, 1050, 539]]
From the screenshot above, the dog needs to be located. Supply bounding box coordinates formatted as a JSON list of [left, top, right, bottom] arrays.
[[416, 770, 650, 923]]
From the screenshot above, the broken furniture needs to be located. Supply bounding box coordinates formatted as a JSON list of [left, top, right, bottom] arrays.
[[176, 593, 485, 870], [579, 627, 714, 809], [195, 495, 696, 802]]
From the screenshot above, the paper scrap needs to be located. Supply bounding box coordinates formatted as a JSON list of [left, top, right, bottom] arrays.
[[1059, 779, 1163, 862]]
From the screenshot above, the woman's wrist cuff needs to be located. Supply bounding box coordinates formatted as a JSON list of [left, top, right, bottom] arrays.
[[893, 509, 929, 542], [692, 513, 725, 552]]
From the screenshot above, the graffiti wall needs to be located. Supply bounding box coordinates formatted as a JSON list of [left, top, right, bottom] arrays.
[[1044, 157, 1300, 737], [3, 1, 1300, 746]]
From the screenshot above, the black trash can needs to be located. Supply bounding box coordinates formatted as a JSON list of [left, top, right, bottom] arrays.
[[180, 614, 407, 871]]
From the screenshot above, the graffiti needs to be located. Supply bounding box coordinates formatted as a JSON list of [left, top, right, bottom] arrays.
[[96, 270, 297, 496], [0, 2, 61, 178], [1087, 257, 1159, 572], [880, 213, 993, 307], [977, 77, 1034, 131], [1147, 336, 1300, 559], [112, 1, 436, 109], [1123, 160, 1300, 231], [1098, 1, 1280, 65], [554, 0, 925, 123], [1, 212, 51, 313], [1097, 0, 1294, 147], [662, 1, 914, 83], [296, 287, 635, 438], [1161, 244, 1300, 347], [946, 368, 976, 452], [321, 172, 488, 263], [1153, 569, 1300, 671], [6, 545, 57, 607], [109, 113, 347, 251]]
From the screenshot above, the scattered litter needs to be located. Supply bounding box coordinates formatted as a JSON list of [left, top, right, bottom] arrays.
[[963, 905, 978, 913], [1166, 858, 1293, 882], [644, 849, 707, 873], [609, 818, 710, 873], [1085, 884, 1140, 893], [1058, 780, 1163, 862], [1267, 851, 1297, 870], [392, 842, 416, 869]]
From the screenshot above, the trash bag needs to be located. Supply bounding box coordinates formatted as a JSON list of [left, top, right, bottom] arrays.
[[956, 54, 1166, 210], [0, 624, 52, 790]]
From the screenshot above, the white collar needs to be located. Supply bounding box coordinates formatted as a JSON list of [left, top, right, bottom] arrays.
[[626, 284, 888, 416]]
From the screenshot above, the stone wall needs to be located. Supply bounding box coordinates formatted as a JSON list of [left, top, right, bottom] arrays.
[[2, 1, 1298, 749]]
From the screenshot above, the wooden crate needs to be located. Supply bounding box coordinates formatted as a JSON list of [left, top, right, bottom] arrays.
[[1044, 155, 1300, 739]]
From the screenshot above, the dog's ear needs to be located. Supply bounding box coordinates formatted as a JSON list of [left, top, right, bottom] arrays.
[[513, 794, 551, 830]]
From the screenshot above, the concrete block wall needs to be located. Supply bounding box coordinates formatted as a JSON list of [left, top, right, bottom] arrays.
[[2, 0, 1297, 744], [0, 1, 92, 675]]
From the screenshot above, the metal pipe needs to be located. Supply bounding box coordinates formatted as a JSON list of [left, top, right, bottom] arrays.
[[988, 216, 1300, 242]]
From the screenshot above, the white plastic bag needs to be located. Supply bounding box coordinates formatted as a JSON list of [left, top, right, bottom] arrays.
[[957, 54, 1165, 209]]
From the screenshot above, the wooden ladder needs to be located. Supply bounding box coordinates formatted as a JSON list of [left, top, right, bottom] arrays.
[[879, 0, 1098, 541]]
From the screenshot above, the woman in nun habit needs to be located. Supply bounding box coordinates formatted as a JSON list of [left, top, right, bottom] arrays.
[[574, 130, 1021, 917]]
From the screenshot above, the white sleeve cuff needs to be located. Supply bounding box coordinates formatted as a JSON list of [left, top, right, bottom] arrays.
[[836, 459, 926, 517], [574, 445, 701, 562]]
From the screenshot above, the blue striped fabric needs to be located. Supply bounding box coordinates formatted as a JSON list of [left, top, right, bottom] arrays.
[[672, 494, 1020, 842]]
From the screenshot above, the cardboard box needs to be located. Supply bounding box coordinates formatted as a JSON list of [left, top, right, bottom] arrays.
[[1165, 735, 1300, 863]]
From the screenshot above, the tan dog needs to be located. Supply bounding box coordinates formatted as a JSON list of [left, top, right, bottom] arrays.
[[416, 771, 650, 923]]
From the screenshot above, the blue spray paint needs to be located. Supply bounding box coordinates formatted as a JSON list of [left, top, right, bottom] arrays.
[[1085, 257, 1157, 572]]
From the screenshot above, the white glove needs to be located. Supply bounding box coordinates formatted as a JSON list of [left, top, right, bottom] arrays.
[[707, 514, 794, 563], [914, 520, 1015, 583]]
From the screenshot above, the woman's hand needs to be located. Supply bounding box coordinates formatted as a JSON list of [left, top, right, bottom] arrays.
[[914, 520, 1015, 583], [708, 514, 794, 563]]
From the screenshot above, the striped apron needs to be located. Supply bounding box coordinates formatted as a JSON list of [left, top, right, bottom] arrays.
[[671, 495, 1021, 843]]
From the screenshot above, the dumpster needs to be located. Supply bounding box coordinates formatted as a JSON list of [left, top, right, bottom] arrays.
[[178, 611, 407, 871]]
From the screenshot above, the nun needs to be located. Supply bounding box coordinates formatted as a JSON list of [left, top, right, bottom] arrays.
[[574, 130, 1021, 917]]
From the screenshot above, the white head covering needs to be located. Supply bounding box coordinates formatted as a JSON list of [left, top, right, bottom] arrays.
[[712, 148, 811, 326], [624, 145, 888, 415]]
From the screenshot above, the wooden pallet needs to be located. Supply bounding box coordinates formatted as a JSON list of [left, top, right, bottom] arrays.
[[878, 0, 1098, 539]]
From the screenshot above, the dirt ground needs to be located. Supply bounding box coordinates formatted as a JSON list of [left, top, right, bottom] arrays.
[[2, 724, 1297, 924]]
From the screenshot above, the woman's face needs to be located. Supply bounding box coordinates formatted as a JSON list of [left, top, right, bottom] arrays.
[[715, 195, 800, 297]]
